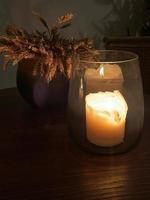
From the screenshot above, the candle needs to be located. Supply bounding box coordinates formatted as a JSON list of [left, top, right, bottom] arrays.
[[85, 90, 128, 147], [84, 64, 124, 92]]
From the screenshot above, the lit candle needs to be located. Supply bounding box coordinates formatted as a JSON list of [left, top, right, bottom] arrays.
[[84, 64, 124, 92], [85, 90, 128, 147]]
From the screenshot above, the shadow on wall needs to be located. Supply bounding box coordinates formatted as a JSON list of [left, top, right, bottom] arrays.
[[0, 65, 17, 89], [0, 0, 17, 89]]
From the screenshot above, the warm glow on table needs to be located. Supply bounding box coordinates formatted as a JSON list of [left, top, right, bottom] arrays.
[[85, 90, 128, 147]]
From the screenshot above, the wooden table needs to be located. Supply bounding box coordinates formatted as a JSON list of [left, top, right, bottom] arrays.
[[0, 88, 150, 200]]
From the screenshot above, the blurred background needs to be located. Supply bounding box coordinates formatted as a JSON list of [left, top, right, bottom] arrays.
[[0, 0, 149, 89]]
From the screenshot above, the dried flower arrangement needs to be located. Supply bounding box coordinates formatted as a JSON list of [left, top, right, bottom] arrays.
[[0, 12, 96, 82]]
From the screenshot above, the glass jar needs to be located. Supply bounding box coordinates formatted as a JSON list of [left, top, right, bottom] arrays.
[[68, 50, 144, 154]]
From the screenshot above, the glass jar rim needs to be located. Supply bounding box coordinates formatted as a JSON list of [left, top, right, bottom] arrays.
[[80, 50, 139, 64]]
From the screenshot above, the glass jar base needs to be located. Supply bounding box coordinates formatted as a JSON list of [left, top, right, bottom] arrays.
[[68, 128, 142, 155]]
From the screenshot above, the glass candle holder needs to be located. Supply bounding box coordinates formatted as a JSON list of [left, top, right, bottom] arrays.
[[68, 50, 144, 154]]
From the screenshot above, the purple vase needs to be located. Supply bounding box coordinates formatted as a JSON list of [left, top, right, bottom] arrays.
[[16, 59, 69, 108]]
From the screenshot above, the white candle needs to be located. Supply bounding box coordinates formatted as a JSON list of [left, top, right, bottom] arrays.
[[85, 90, 128, 147], [84, 64, 124, 92]]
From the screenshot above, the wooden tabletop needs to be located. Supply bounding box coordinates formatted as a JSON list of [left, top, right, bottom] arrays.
[[0, 88, 150, 200]]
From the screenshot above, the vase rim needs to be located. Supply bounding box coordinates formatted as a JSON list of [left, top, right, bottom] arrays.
[[81, 50, 139, 64]]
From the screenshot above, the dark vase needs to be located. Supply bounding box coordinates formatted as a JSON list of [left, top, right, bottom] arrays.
[[16, 59, 69, 108]]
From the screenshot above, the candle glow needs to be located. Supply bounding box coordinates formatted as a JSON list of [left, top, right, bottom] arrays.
[[85, 90, 128, 147], [99, 67, 104, 77]]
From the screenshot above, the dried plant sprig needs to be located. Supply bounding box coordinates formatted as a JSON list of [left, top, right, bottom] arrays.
[[57, 12, 74, 24], [0, 12, 96, 82]]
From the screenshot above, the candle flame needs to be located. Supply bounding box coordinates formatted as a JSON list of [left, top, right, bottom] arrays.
[[79, 78, 83, 98], [99, 67, 104, 77], [80, 78, 83, 89]]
